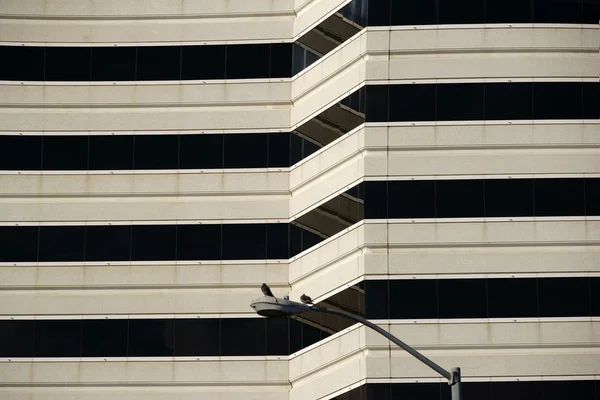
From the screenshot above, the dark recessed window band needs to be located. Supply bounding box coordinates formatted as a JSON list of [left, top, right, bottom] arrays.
[[368, 0, 600, 26], [365, 82, 599, 122], [0, 133, 320, 171], [0, 43, 297, 82], [363, 277, 600, 319], [0, 317, 330, 358], [363, 178, 600, 219], [337, 380, 600, 400], [0, 223, 324, 263]]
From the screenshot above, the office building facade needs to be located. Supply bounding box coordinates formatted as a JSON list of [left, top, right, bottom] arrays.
[[0, 0, 599, 399]]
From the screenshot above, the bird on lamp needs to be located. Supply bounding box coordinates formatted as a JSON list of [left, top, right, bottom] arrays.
[[300, 294, 314, 305]]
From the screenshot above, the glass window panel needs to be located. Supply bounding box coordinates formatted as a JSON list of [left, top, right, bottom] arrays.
[[438, 0, 485, 23], [292, 44, 305, 76], [538, 278, 591, 317], [534, 82, 582, 119], [42, 136, 89, 170], [290, 134, 303, 165], [290, 224, 302, 257], [534, 0, 582, 23], [224, 134, 268, 168], [302, 229, 323, 251], [131, 225, 177, 261], [391, 383, 440, 399], [0, 136, 42, 170], [364, 181, 388, 219], [365, 85, 389, 122], [543, 380, 596, 400], [266, 318, 289, 355], [391, 0, 437, 25], [438, 279, 487, 318], [45, 47, 91, 81], [364, 280, 389, 319], [490, 381, 543, 400], [179, 134, 223, 169], [34, 320, 82, 357], [582, 82, 599, 119], [176, 224, 221, 261], [582, 0, 600, 23], [222, 224, 267, 260], [485, 82, 533, 120], [303, 139, 320, 159], [181, 45, 226, 80], [174, 319, 220, 356], [0, 226, 38, 262], [289, 318, 303, 354], [367, 384, 391, 400], [128, 319, 174, 356], [270, 43, 293, 78], [0, 320, 34, 357], [305, 50, 319, 68], [226, 44, 270, 79], [134, 135, 178, 170], [39, 226, 85, 262], [437, 83, 484, 121], [486, 0, 533, 23], [89, 135, 134, 170], [487, 278, 538, 318], [85, 225, 131, 262], [534, 178, 585, 217], [456, 382, 491, 400], [436, 180, 485, 218], [91, 47, 136, 81], [221, 318, 266, 356], [268, 133, 291, 168], [0, 45, 45, 81], [387, 180, 435, 218], [591, 278, 600, 316], [266, 224, 289, 259], [136, 46, 181, 81], [485, 178, 534, 217], [586, 178, 600, 216], [301, 323, 322, 348], [368, 0, 391, 25], [389, 84, 436, 122], [81, 319, 128, 357], [389, 280, 438, 319]]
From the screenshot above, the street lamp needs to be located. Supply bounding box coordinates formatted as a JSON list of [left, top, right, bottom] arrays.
[[250, 295, 462, 400]]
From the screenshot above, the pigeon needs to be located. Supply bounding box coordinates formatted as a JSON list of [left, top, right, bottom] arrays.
[[261, 283, 275, 297], [300, 294, 314, 305]]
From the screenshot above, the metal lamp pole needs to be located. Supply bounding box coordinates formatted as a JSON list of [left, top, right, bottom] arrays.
[[251, 296, 462, 400]]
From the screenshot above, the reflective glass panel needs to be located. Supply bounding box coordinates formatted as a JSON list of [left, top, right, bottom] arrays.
[[81, 319, 128, 357], [438, 279, 487, 318], [91, 47, 136, 81], [534, 0, 582, 23], [490, 381, 543, 400], [176, 224, 221, 261], [364, 280, 389, 319], [34, 320, 82, 357], [224, 134, 268, 168], [368, 0, 391, 25], [221, 224, 267, 260], [435, 180, 485, 218], [487, 278, 538, 318], [387, 180, 435, 218], [266, 224, 289, 259], [89, 135, 134, 170], [365, 85, 389, 122], [582, 82, 599, 119], [221, 319, 266, 356], [131, 225, 177, 261], [39, 226, 85, 262], [486, 0, 533, 23], [586, 178, 600, 216], [0, 136, 42, 170], [485, 178, 534, 217], [268, 133, 291, 168], [436, 83, 484, 121], [390, 0, 437, 25], [134, 135, 179, 169], [538, 278, 591, 317], [136, 46, 181, 81], [485, 82, 533, 120], [128, 319, 174, 356], [181, 45, 226, 80], [174, 319, 220, 356], [438, 0, 485, 24], [270, 43, 293, 78], [389, 280, 438, 319], [42, 136, 89, 170], [266, 318, 289, 355], [533, 82, 582, 119], [179, 134, 223, 169], [0, 226, 38, 262], [0, 45, 45, 81], [388, 84, 436, 121], [0, 320, 34, 357], [364, 181, 387, 219], [534, 178, 585, 216], [45, 47, 91, 81], [226, 44, 270, 79], [85, 225, 131, 262]]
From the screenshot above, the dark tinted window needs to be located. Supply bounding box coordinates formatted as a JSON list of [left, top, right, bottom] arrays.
[[174, 319, 220, 356], [81, 319, 128, 357], [534, 178, 585, 216], [290, 224, 303, 257], [45, 47, 91, 81], [387, 180, 435, 218], [128, 319, 174, 356], [131, 225, 177, 261], [389, 280, 438, 319], [534, 82, 582, 119], [438, 0, 485, 23], [181, 45, 226, 80], [267, 224, 290, 259], [485, 83, 533, 120], [179, 134, 223, 169], [486, 0, 533, 23], [389, 84, 436, 122], [224, 134, 268, 168], [582, 0, 600, 23], [266, 318, 290, 355], [0, 136, 43, 170], [292, 44, 305, 76], [538, 278, 591, 317], [39, 226, 85, 262], [89, 135, 134, 170], [226, 44, 269, 79], [591, 278, 600, 316], [42, 136, 89, 170], [0, 320, 34, 357], [582, 82, 599, 119], [85, 225, 131, 262], [268, 133, 291, 168], [134, 135, 179, 169], [543, 380, 596, 400], [290, 134, 303, 165], [289, 318, 303, 353], [176, 224, 221, 260], [586, 178, 600, 216], [0, 226, 38, 262], [435, 180, 485, 218], [365, 85, 389, 122], [368, 0, 391, 25], [490, 381, 543, 400], [487, 278, 538, 318], [457, 382, 491, 400], [391, 383, 440, 399], [136, 46, 181, 81], [270, 44, 293, 78], [34, 320, 81, 357], [437, 83, 484, 121], [302, 229, 323, 251], [391, 0, 437, 25], [0, 46, 45, 81], [534, 0, 582, 23], [91, 47, 136, 81], [365, 280, 389, 319], [222, 224, 267, 260], [438, 279, 487, 318], [485, 178, 534, 217], [364, 181, 387, 218], [221, 319, 266, 356]]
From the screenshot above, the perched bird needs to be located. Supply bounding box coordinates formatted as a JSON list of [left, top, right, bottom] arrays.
[[300, 294, 314, 305], [261, 283, 275, 297]]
